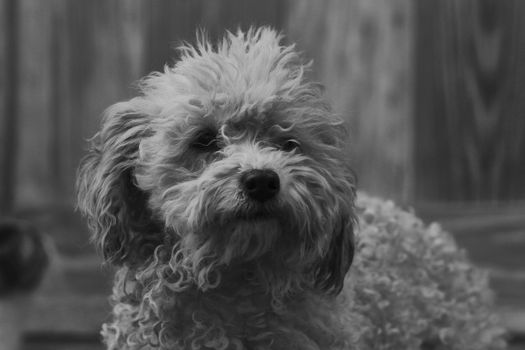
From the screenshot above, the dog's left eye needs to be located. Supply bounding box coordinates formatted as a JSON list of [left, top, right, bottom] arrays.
[[191, 130, 219, 152]]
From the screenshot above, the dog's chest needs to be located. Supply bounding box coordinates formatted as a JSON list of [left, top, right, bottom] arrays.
[[167, 288, 352, 350], [104, 270, 354, 349]]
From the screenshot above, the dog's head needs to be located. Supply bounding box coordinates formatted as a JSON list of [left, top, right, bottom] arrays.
[[77, 28, 355, 295]]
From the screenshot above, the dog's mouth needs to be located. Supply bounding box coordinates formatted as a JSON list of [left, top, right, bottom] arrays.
[[233, 199, 283, 222], [205, 201, 284, 230]]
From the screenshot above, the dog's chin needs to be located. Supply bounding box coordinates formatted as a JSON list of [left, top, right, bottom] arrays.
[[228, 217, 281, 235], [207, 213, 283, 265]]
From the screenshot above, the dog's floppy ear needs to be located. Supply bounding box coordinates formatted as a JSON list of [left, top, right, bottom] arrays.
[[77, 101, 160, 265], [314, 214, 355, 295]]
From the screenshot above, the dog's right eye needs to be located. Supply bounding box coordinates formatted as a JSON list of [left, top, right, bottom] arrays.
[[191, 130, 219, 152]]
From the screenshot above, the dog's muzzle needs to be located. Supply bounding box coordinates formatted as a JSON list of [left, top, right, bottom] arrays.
[[240, 169, 280, 202]]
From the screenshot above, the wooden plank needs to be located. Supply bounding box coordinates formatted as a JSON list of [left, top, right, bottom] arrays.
[[143, 0, 286, 73], [14, 0, 55, 208], [10, 0, 149, 210], [414, 0, 525, 201], [287, 0, 415, 203], [196, 0, 286, 37], [0, 0, 19, 214], [143, 0, 202, 72], [48, 0, 149, 205]]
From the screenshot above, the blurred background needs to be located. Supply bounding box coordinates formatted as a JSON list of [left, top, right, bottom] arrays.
[[0, 0, 524, 349]]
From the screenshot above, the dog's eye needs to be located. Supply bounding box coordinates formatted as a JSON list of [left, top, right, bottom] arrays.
[[191, 130, 219, 152], [281, 139, 301, 152]]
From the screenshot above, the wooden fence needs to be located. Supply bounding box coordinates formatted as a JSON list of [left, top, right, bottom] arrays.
[[1, 0, 524, 348], [2, 0, 525, 211], [414, 0, 525, 202], [0, 0, 288, 213], [288, 0, 525, 203]]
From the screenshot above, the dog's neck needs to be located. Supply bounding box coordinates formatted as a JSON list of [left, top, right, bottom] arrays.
[[108, 263, 350, 349]]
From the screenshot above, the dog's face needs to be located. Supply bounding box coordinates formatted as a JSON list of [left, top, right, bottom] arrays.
[[77, 28, 355, 294]]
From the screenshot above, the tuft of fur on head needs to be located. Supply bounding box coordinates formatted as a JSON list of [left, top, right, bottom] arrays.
[[77, 27, 356, 299]]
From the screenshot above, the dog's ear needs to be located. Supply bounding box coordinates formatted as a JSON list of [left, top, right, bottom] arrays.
[[314, 214, 355, 295], [77, 101, 160, 265]]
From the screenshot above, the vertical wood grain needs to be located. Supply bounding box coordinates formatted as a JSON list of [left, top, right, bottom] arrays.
[[6, 1, 525, 208], [415, 0, 525, 201], [14, 0, 54, 208], [11, 0, 286, 210], [143, 0, 286, 73], [0, 0, 19, 214], [13, 0, 149, 208], [49, 0, 149, 203], [287, 0, 415, 203]]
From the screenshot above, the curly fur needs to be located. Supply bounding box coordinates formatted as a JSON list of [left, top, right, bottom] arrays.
[[77, 27, 506, 349]]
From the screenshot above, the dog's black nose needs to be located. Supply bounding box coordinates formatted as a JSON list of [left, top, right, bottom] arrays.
[[240, 169, 280, 202]]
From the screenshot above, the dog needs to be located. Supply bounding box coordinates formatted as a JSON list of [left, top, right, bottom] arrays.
[[77, 27, 506, 350]]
